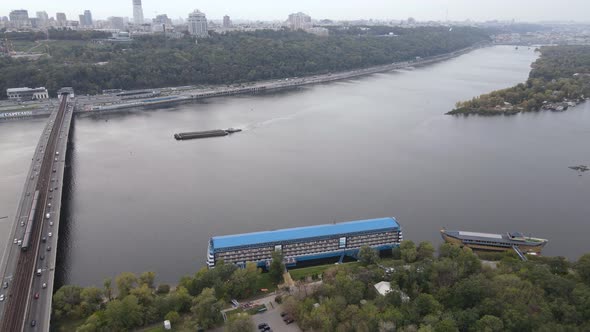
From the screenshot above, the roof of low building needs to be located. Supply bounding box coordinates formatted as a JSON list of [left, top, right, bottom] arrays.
[[374, 281, 392, 296], [7, 87, 47, 93], [211, 217, 400, 250]]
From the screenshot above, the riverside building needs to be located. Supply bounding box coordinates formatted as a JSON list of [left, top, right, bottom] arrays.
[[207, 217, 402, 268]]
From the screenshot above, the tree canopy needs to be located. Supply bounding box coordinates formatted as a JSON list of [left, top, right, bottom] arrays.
[[0, 26, 489, 98]]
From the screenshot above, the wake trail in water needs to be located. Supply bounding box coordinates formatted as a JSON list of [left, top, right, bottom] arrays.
[[238, 110, 310, 132]]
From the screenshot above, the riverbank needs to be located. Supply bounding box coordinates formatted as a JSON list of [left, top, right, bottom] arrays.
[[75, 43, 486, 113], [448, 45, 590, 116]]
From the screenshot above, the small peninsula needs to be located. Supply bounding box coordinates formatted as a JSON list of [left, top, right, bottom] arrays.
[[448, 45, 590, 115]]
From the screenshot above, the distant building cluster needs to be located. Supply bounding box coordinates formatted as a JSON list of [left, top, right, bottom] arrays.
[[286, 12, 329, 36], [4, 4, 588, 45]]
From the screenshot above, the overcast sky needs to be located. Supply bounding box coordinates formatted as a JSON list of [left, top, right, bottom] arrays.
[[2, 0, 589, 22]]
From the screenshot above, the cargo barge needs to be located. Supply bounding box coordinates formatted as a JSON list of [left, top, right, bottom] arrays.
[[440, 229, 548, 254], [174, 128, 242, 140]]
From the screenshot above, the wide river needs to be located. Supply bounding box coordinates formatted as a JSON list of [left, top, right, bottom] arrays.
[[1, 46, 589, 287]]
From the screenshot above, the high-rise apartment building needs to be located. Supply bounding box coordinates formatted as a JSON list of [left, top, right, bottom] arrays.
[[109, 17, 126, 30], [187, 10, 208, 38], [9, 10, 30, 29], [133, 0, 144, 25], [83, 10, 93, 26], [36, 11, 49, 27], [223, 15, 231, 28], [56, 12, 67, 26], [287, 12, 312, 31]]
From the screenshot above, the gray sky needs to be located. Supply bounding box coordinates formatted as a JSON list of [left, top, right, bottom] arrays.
[[2, 0, 589, 22]]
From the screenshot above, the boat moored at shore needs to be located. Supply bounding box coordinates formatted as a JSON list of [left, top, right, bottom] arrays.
[[440, 229, 548, 254]]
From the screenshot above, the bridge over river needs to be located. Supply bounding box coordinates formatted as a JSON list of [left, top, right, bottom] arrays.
[[0, 91, 73, 332]]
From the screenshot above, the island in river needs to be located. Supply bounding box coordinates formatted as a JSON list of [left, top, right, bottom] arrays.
[[448, 45, 590, 115]]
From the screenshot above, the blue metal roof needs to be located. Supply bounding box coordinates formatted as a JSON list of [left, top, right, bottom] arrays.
[[211, 217, 400, 250]]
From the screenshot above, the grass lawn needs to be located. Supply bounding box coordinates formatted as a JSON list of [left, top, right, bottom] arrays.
[[52, 318, 86, 331], [10, 40, 37, 52], [254, 273, 278, 295], [134, 314, 195, 332], [289, 262, 359, 281]]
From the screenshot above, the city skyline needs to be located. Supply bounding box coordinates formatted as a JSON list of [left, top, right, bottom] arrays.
[[1, 0, 590, 23]]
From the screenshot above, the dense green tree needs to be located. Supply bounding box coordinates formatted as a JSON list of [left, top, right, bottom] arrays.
[[164, 310, 181, 324], [269, 250, 285, 284], [401, 240, 418, 263], [474, 315, 504, 332], [80, 287, 104, 316], [358, 245, 380, 266], [224, 313, 255, 332], [226, 262, 261, 299], [392, 246, 402, 260], [103, 295, 144, 330], [139, 271, 156, 289], [434, 318, 459, 332], [115, 272, 138, 298], [417, 242, 435, 261], [575, 254, 590, 285], [191, 287, 224, 329], [413, 293, 442, 317], [103, 278, 112, 301], [156, 283, 170, 294], [52, 285, 83, 320]]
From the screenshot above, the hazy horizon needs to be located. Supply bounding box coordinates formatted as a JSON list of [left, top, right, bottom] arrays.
[[1, 0, 590, 23]]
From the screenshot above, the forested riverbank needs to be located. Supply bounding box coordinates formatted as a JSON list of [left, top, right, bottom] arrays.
[[449, 45, 590, 115], [52, 243, 590, 332], [0, 26, 489, 98]]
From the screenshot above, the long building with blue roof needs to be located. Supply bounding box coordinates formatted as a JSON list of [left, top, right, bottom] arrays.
[[207, 217, 403, 268]]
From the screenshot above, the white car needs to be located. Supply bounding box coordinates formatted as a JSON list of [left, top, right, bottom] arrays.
[[0, 294, 4, 302], [48, 232, 52, 237], [13, 238, 18, 244], [49, 221, 53, 226], [42, 283, 47, 289]]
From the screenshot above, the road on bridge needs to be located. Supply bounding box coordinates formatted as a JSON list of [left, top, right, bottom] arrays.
[[0, 94, 68, 331]]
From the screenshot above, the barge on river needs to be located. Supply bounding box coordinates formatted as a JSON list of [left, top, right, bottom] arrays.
[[174, 128, 242, 140], [440, 229, 548, 254]]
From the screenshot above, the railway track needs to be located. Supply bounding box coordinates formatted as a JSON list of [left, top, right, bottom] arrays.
[[0, 95, 68, 331]]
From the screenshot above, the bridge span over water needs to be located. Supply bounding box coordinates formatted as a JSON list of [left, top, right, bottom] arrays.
[[0, 92, 73, 332]]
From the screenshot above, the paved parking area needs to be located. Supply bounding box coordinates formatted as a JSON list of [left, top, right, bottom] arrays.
[[251, 304, 301, 332]]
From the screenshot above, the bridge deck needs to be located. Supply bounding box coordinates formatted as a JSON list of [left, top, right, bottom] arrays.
[[0, 95, 73, 332]]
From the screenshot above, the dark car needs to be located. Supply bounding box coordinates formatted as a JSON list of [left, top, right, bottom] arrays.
[[280, 311, 288, 317], [31, 320, 36, 327], [42, 237, 46, 243], [46, 246, 51, 251], [258, 323, 269, 331], [34, 292, 39, 299], [284, 316, 295, 324], [40, 255, 45, 261]]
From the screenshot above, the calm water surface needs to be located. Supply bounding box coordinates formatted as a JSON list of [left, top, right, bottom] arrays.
[[1, 46, 589, 287]]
